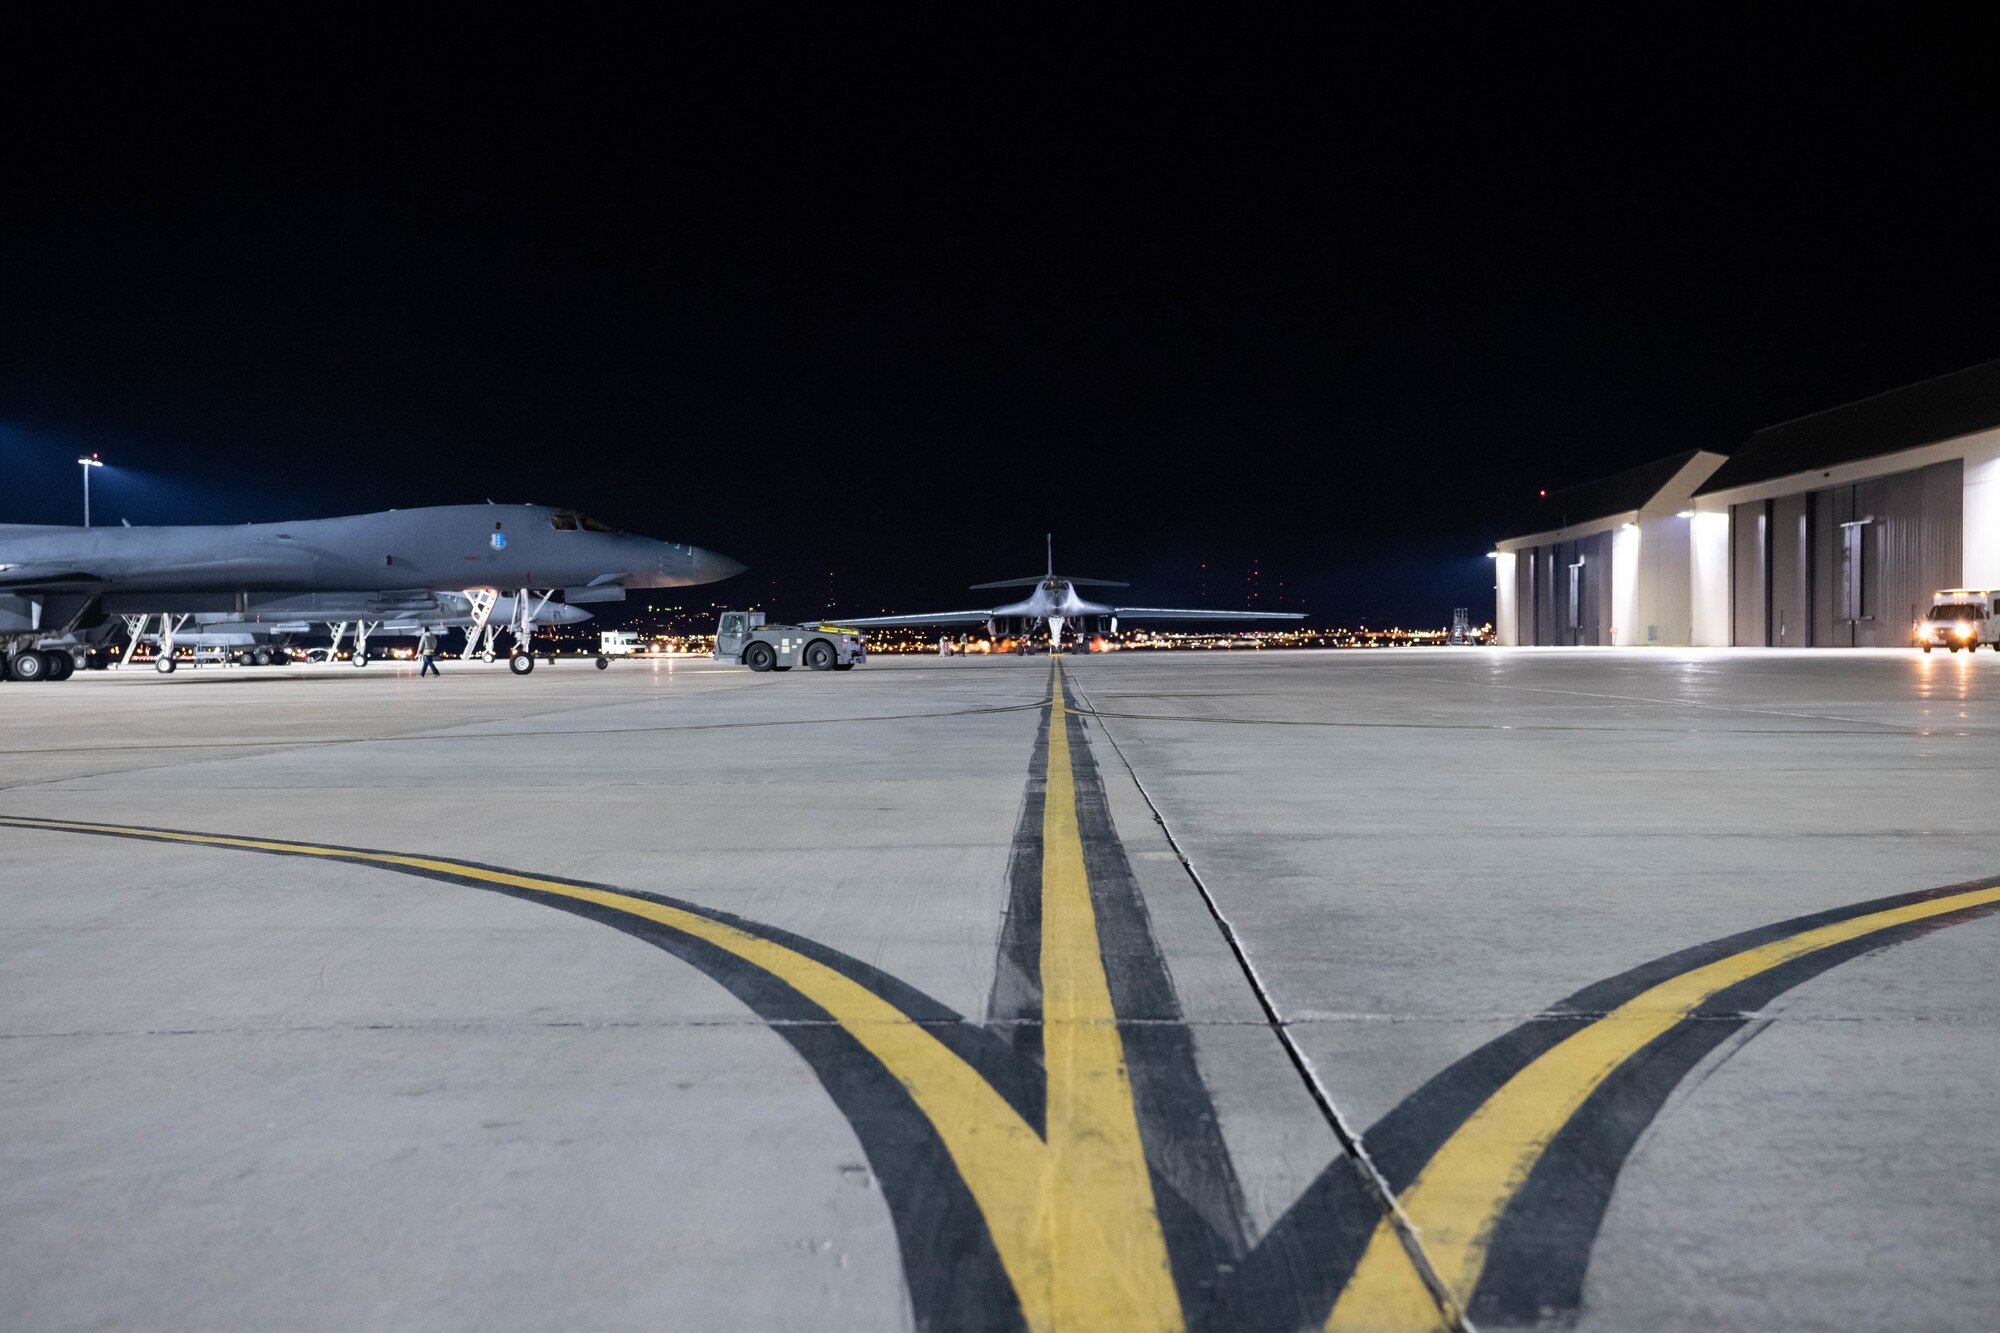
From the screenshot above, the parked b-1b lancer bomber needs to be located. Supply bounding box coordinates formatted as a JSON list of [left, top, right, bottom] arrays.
[[0, 504, 743, 682], [838, 535, 1303, 650], [120, 590, 595, 673]]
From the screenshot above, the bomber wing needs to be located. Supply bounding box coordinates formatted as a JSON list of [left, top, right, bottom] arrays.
[[836, 607, 1006, 628], [1108, 606, 1305, 622]]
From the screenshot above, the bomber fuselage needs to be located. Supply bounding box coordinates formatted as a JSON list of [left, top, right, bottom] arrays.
[[0, 504, 741, 597]]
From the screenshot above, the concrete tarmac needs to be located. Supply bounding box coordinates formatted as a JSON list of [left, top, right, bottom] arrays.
[[2, 649, 1996, 1331]]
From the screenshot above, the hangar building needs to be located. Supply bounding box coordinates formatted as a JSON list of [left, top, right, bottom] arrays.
[[1495, 358, 2000, 647], [1689, 357, 2000, 646], [1495, 450, 1726, 646]]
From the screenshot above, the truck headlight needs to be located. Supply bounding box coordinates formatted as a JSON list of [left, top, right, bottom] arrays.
[[1957, 625, 1975, 638]]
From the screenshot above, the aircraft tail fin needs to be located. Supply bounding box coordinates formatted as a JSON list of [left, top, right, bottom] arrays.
[[973, 534, 1130, 588]]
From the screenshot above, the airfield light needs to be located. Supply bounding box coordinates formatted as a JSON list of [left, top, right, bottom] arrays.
[[1485, 551, 1499, 559], [77, 453, 104, 527]]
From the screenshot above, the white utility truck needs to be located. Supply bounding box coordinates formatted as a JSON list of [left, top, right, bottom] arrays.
[[596, 630, 642, 669], [713, 612, 865, 672], [1914, 588, 2000, 652]]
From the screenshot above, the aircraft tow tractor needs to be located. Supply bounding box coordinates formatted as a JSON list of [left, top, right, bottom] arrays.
[[712, 612, 865, 673]]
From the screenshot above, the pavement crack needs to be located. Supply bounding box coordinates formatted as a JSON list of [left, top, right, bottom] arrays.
[[1068, 673, 1475, 1333]]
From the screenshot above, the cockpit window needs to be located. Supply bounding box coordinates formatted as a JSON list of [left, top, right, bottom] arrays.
[[1042, 579, 1069, 593], [551, 510, 617, 533]]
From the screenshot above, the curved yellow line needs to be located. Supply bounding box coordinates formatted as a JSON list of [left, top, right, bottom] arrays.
[[1328, 882, 2000, 1332], [0, 814, 1062, 1333]]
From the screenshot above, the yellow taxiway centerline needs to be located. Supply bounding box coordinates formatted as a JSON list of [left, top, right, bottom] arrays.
[[2, 670, 1184, 1333], [1327, 880, 2000, 1333], [1038, 665, 1184, 1331]]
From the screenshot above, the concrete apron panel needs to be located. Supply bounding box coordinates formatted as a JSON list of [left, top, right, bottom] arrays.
[[1063, 647, 2000, 1332], [3, 650, 1999, 1330]]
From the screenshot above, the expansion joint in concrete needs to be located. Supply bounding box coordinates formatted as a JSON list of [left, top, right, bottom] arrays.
[[1062, 675, 1474, 1333]]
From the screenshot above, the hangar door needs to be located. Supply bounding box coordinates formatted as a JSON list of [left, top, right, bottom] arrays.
[[1731, 459, 1961, 646], [1519, 531, 1613, 645]]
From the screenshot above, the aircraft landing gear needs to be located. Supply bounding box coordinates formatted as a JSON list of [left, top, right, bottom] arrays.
[[10, 649, 52, 682], [251, 648, 273, 667], [352, 652, 370, 667], [47, 653, 75, 681], [155, 655, 177, 674], [509, 651, 535, 675]]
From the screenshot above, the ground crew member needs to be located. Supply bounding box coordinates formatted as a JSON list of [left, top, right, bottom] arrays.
[[418, 628, 440, 677]]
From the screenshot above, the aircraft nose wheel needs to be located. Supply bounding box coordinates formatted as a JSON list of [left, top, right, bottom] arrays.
[[509, 651, 536, 675], [155, 656, 177, 674], [352, 652, 370, 667]]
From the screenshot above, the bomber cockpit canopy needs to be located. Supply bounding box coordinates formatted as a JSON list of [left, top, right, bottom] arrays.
[[551, 509, 616, 534], [1042, 578, 1070, 593]]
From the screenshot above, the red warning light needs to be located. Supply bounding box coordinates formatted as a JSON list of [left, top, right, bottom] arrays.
[[1539, 489, 1547, 497]]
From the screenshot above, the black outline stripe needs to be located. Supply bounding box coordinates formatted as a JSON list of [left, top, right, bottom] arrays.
[[1057, 677, 1255, 1321], [0, 816, 1032, 1333], [985, 704, 1050, 1137], [1363, 875, 2000, 1200], [1470, 898, 2000, 1324], [13, 819, 2000, 1329], [1195, 877, 2000, 1328], [984, 675, 1258, 1322]]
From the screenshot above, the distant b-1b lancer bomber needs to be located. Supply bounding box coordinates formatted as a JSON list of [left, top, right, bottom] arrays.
[[0, 504, 743, 681], [839, 535, 1303, 650]]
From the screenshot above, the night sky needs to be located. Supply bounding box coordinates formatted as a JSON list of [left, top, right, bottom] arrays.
[[4, 11, 1997, 625]]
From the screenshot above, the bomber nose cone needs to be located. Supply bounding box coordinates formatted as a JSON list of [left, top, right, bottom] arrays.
[[688, 545, 746, 584]]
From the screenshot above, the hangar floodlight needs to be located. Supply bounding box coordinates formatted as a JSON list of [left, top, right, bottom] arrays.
[[1676, 509, 1695, 519], [77, 453, 104, 526]]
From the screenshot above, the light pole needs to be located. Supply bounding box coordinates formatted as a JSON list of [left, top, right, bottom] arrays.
[[77, 453, 103, 526]]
